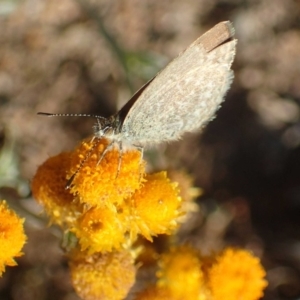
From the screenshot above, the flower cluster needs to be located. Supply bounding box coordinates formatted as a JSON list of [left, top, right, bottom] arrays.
[[32, 137, 183, 299], [0, 200, 26, 276], [135, 246, 268, 300], [32, 138, 182, 253], [32, 137, 268, 300]]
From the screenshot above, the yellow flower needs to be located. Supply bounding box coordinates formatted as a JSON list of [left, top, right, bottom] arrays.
[[207, 248, 268, 300], [68, 138, 145, 207], [130, 172, 182, 241], [167, 170, 201, 224], [157, 245, 204, 300], [0, 200, 26, 276], [31, 152, 81, 226], [69, 248, 136, 300], [72, 205, 127, 253], [167, 169, 202, 203]]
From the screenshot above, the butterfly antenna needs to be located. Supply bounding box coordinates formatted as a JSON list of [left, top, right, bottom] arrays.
[[37, 112, 106, 119], [65, 137, 100, 189]]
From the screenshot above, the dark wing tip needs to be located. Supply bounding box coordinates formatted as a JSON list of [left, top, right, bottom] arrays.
[[196, 21, 236, 53]]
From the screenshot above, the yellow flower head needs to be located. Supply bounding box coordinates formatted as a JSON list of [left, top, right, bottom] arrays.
[[130, 172, 182, 241], [68, 138, 145, 207], [207, 248, 268, 300], [167, 170, 201, 225], [69, 248, 136, 300], [157, 245, 203, 300], [72, 205, 127, 253], [168, 169, 202, 203], [0, 200, 26, 276], [31, 152, 80, 226]]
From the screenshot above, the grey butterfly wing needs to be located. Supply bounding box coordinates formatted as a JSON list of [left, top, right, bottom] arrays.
[[120, 21, 237, 145]]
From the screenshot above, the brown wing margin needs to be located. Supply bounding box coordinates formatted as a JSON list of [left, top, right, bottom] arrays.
[[196, 21, 235, 53]]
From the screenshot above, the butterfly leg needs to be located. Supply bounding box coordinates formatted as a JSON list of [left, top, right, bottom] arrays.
[[116, 141, 123, 178], [133, 144, 144, 183], [96, 140, 115, 166]]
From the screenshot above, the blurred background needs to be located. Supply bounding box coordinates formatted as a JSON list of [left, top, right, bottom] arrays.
[[0, 0, 300, 299]]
